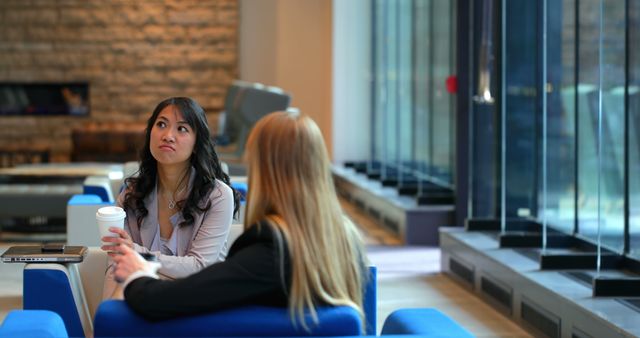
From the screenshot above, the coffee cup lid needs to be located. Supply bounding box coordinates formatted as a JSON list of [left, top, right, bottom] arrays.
[[96, 206, 126, 221]]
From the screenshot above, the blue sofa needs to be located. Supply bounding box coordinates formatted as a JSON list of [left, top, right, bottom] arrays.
[[18, 255, 475, 337], [0, 307, 474, 338], [22, 262, 378, 337]]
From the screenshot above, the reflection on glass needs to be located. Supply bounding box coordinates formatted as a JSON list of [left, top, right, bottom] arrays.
[[382, 1, 398, 182], [577, 0, 602, 248], [469, 0, 637, 262], [414, 0, 456, 194], [544, 0, 576, 235], [629, 2, 640, 259], [371, 0, 387, 178], [503, 0, 539, 230], [475, 0, 495, 104], [430, 0, 455, 186], [397, 0, 412, 185], [470, 0, 500, 218], [414, 0, 431, 190], [577, 0, 625, 253], [371, 0, 456, 196]]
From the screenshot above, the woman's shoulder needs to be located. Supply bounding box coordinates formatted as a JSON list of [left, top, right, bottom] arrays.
[[208, 179, 233, 199], [243, 221, 278, 239], [229, 222, 281, 250]]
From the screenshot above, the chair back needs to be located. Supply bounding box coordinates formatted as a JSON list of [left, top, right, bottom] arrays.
[[94, 300, 361, 337], [217, 82, 290, 160], [66, 194, 111, 247], [216, 81, 252, 145]]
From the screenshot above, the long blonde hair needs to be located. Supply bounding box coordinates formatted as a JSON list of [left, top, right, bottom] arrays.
[[244, 111, 366, 330]]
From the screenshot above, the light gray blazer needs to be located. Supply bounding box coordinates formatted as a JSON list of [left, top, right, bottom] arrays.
[[119, 168, 234, 279]]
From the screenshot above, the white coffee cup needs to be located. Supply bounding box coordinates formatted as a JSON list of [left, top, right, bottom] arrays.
[[96, 206, 126, 244]]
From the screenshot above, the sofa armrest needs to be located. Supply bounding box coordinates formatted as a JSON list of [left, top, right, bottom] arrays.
[[0, 310, 68, 338], [381, 308, 474, 338], [94, 300, 361, 337], [76, 247, 109, 321], [23, 263, 91, 338]]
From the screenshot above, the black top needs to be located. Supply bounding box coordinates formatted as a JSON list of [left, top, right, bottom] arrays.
[[124, 222, 291, 321]]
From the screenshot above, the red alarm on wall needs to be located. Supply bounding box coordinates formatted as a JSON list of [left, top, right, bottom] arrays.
[[445, 75, 457, 94]]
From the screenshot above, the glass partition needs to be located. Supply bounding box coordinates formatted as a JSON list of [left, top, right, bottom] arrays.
[[628, 2, 640, 259], [429, 0, 455, 185], [369, 0, 456, 204], [598, 1, 626, 253], [414, 0, 432, 191], [544, 0, 576, 235], [470, 0, 500, 219], [502, 0, 540, 226], [577, 0, 625, 253], [576, 0, 600, 244], [371, 0, 388, 178], [382, 1, 399, 183], [464, 0, 640, 271], [576, 0, 602, 245], [397, 0, 413, 187], [415, 0, 456, 197], [367, 0, 395, 179]]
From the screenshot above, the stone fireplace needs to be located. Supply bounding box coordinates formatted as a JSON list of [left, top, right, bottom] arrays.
[[0, 0, 238, 163]]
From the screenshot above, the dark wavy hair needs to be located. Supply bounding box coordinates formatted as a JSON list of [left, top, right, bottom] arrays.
[[123, 97, 239, 228]]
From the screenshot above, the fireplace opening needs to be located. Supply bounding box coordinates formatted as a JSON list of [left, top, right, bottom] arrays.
[[0, 83, 89, 116]]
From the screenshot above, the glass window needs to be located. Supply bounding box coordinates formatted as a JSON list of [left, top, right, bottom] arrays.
[[544, 0, 577, 235], [576, 1, 625, 252], [369, 0, 456, 206], [629, 2, 640, 258], [414, 0, 432, 190], [371, 0, 388, 178], [429, 0, 456, 185], [463, 0, 637, 261], [503, 0, 539, 223], [381, 1, 399, 184], [414, 0, 456, 196], [597, 2, 626, 252], [397, 0, 413, 186], [470, 0, 500, 218]]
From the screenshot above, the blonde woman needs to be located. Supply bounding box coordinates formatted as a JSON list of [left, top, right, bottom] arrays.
[[111, 111, 367, 330]]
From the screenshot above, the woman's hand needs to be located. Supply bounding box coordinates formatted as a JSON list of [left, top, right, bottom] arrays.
[[112, 244, 150, 283], [101, 227, 134, 257]]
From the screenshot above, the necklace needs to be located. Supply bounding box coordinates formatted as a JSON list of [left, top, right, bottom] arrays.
[[167, 183, 186, 209], [164, 172, 189, 210]]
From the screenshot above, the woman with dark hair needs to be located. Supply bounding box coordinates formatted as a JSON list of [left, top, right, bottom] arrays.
[[102, 97, 239, 298]]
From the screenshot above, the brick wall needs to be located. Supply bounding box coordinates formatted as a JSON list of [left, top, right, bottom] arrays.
[[0, 0, 238, 162]]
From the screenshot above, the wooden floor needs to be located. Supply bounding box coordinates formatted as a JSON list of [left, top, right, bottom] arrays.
[[342, 197, 532, 337]]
